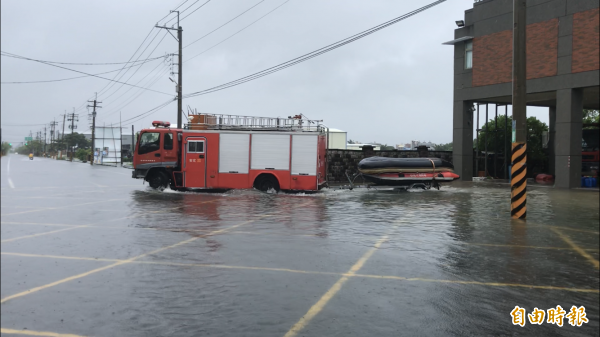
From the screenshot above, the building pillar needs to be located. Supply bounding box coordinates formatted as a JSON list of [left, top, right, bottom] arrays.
[[548, 106, 556, 175], [453, 100, 474, 181], [554, 89, 583, 188]]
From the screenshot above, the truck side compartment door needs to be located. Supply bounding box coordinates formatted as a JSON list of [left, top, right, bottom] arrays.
[[163, 132, 177, 167], [184, 136, 206, 188]]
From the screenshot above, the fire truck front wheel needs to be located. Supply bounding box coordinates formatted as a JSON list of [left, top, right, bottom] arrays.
[[148, 170, 169, 190], [254, 174, 280, 192]]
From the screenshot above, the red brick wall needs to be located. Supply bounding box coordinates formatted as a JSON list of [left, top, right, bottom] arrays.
[[472, 30, 512, 87], [526, 19, 558, 79], [472, 19, 558, 86], [572, 8, 600, 73]]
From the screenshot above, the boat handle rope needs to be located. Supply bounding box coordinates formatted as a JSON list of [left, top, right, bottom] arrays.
[[429, 158, 436, 180]]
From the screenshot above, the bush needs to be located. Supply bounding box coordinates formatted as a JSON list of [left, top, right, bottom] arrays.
[[76, 148, 91, 162]]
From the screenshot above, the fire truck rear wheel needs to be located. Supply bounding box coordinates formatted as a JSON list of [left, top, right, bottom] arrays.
[[148, 171, 169, 190], [255, 175, 280, 192]]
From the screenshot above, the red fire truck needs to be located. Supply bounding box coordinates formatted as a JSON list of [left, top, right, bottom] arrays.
[[132, 114, 328, 192]]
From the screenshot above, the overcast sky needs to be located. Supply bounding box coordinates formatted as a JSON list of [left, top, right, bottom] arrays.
[[1, 0, 549, 146]]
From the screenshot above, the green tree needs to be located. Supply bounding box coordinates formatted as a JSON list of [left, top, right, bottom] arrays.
[[380, 144, 395, 150], [1, 142, 12, 156], [15, 140, 44, 156], [583, 109, 599, 127], [75, 148, 91, 162], [475, 115, 548, 172], [433, 142, 453, 151], [56, 132, 90, 150]]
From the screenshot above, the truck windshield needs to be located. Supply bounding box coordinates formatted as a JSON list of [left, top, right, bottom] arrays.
[[139, 132, 160, 155]]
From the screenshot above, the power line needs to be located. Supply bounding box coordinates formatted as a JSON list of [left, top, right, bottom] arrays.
[[163, 0, 202, 25], [183, 0, 265, 49], [156, 0, 190, 23], [1, 123, 48, 127], [94, 30, 170, 98], [2, 51, 172, 95], [180, 0, 212, 21], [99, 31, 171, 101], [185, 0, 291, 63], [0, 56, 165, 84], [0, 51, 164, 65], [183, 0, 446, 99], [98, 63, 172, 122]]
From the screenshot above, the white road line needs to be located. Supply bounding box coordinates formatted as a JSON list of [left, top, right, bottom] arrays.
[[6, 157, 14, 188]]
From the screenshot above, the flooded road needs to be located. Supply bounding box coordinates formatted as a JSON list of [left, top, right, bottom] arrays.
[[1, 154, 598, 336]]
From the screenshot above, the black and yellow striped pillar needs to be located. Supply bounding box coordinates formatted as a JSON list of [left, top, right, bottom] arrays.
[[511, 143, 527, 219]]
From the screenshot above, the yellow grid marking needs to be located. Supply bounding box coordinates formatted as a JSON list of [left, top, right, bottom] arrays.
[[351, 274, 600, 293], [2, 252, 598, 294], [0, 328, 85, 337], [463, 242, 599, 252], [0, 202, 311, 304], [1, 226, 87, 243], [2, 199, 127, 216], [549, 225, 599, 235], [551, 227, 599, 269], [284, 233, 391, 337]]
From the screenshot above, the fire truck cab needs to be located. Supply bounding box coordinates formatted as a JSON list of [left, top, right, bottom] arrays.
[[132, 114, 328, 192]]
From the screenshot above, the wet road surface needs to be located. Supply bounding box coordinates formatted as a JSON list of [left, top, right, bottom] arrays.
[[1, 154, 598, 336]]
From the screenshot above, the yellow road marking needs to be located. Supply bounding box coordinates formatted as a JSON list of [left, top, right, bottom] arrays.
[[2, 252, 597, 293], [464, 242, 599, 252], [1, 226, 87, 243], [351, 274, 600, 293], [2, 199, 127, 216], [551, 227, 599, 269], [1, 252, 119, 263], [0, 328, 86, 337], [284, 234, 390, 337], [549, 225, 599, 235], [0, 202, 304, 304]]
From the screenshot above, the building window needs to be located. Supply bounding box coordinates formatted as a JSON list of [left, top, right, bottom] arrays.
[[464, 41, 473, 69]]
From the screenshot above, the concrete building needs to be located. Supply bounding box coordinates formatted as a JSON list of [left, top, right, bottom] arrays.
[[327, 128, 348, 149], [446, 0, 599, 188]]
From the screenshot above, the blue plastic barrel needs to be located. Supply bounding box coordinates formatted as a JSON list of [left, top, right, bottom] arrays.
[[592, 178, 598, 188], [581, 177, 586, 187]]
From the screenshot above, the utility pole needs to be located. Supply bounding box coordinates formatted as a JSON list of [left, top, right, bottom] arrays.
[[511, 0, 527, 219], [67, 109, 78, 162], [50, 119, 58, 154], [43, 126, 47, 155], [62, 112, 66, 158], [156, 10, 183, 128], [87, 94, 102, 166]]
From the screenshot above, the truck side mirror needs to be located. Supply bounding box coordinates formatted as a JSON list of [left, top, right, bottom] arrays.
[[178, 133, 182, 142]]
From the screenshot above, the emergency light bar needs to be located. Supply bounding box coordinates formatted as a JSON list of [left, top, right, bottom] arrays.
[[152, 121, 171, 128]]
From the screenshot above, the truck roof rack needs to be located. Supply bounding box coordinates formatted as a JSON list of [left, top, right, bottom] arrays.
[[184, 113, 326, 132]]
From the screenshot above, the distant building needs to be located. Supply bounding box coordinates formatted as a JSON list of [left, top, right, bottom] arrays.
[[327, 128, 347, 149]]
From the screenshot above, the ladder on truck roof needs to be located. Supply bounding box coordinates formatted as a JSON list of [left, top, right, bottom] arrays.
[[184, 113, 325, 132]]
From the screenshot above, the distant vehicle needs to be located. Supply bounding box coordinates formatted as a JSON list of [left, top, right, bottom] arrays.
[[132, 114, 328, 192], [29, 153, 33, 160], [582, 126, 599, 175]]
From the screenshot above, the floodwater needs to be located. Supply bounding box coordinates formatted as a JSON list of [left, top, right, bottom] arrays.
[[1, 154, 598, 336]]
